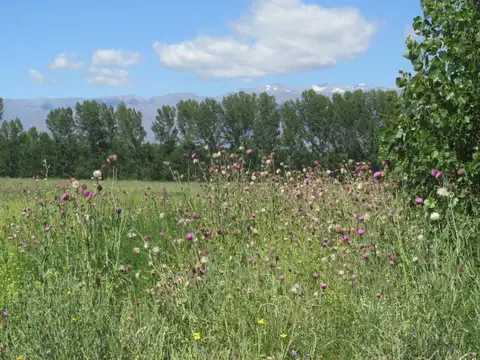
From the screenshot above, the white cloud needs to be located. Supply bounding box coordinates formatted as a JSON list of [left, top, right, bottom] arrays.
[[404, 24, 424, 42], [49, 53, 83, 70], [86, 67, 132, 87], [28, 68, 56, 84], [153, 0, 377, 79], [92, 49, 142, 67]]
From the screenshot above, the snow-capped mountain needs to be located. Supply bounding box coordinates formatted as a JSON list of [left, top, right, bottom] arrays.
[[2, 83, 394, 140]]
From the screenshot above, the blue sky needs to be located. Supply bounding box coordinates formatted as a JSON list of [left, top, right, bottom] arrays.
[[0, 0, 422, 99]]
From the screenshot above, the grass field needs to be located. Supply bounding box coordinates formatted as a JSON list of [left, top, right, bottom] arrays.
[[0, 165, 479, 359]]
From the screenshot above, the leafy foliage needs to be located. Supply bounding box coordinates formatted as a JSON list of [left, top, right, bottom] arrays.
[[380, 0, 480, 212], [0, 89, 396, 180]]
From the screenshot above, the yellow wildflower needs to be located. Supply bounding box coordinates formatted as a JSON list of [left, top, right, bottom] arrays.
[[280, 334, 288, 338], [193, 332, 201, 341], [257, 319, 265, 325]]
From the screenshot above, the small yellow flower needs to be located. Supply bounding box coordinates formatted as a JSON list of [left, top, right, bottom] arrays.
[[257, 319, 265, 325], [66, 290, 72, 296], [17, 356, 23, 360], [35, 311, 41, 317], [280, 334, 288, 338], [35, 282, 41, 289], [193, 332, 201, 341], [71, 316, 80, 323]]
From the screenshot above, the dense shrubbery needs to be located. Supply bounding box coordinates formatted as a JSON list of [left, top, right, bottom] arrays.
[[380, 0, 480, 213]]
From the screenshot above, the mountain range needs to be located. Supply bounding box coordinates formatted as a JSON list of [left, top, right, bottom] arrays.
[[2, 83, 395, 140]]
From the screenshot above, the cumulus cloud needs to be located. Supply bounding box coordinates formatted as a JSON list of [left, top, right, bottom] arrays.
[[92, 49, 142, 67], [49, 53, 83, 70], [404, 24, 424, 42], [28, 68, 56, 84], [153, 0, 377, 79], [86, 67, 132, 87]]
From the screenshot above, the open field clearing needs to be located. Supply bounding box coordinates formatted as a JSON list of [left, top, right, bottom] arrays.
[[0, 163, 478, 360]]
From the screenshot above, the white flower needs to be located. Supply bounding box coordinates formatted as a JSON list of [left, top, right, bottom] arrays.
[[203, 145, 209, 150], [193, 159, 199, 164], [93, 170, 102, 179], [430, 212, 441, 221], [152, 246, 160, 254], [436, 187, 450, 197], [163, 161, 170, 166], [72, 181, 80, 189], [276, 169, 281, 174], [239, 146, 244, 151]]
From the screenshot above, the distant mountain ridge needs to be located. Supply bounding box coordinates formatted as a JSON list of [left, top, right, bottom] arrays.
[[2, 83, 395, 140]]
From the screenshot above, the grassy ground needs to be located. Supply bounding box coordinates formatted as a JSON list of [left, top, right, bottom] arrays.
[[0, 168, 479, 359]]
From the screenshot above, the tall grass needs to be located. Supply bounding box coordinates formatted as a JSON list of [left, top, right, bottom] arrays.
[[0, 156, 478, 359]]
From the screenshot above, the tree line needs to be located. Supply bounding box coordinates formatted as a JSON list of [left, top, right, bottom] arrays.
[[0, 89, 397, 180]]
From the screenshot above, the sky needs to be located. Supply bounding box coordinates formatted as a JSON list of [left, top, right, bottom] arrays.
[[0, 0, 423, 99]]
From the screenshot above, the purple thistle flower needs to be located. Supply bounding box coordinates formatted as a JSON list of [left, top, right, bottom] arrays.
[[185, 232, 194, 241]]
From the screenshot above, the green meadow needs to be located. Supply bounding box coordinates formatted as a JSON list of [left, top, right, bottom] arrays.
[[0, 163, 478, 359]]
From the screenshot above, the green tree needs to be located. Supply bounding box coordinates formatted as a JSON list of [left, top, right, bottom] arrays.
[[0, 97, 3, 122], [194, 98, 223, 150], [381, 0, 480, 211], [114, 102, 147, 179], [152, 105, 177, 145], [280, 100, 308, 168], [253, 92, 280, 155], [46, 107, 78, 176], [0, 118, 24, 177], [176, 100, 199, 145], [221, 92, 256, 149], [297, 90, 333, 156]]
